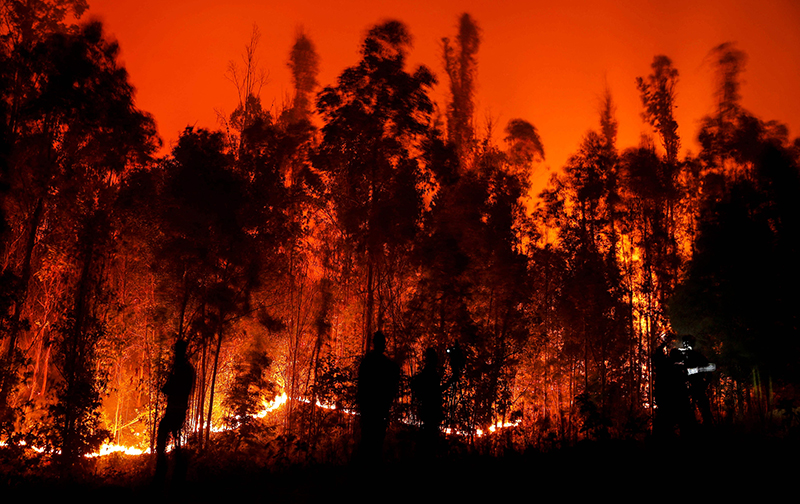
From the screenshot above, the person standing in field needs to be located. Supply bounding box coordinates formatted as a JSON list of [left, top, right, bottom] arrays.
[[356, 330, 400, 463], [155, 339, 195, 483]]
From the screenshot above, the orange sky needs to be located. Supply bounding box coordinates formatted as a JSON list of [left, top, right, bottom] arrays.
[[87, 0, 800, 193]]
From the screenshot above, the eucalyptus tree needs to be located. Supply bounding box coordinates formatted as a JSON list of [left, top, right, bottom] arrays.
[[153, 123, 295, 446], [625, 56, 685, 372], [670, 124, 800, 410], [43, 23, 157, 468], [636, 55, 680, 166], [0, 0, 93, 430], [282, 29, 320, 126], [315, 20, 435, 352], [0, 16, 158, 467], [443, 13, 480, 167], [403, 117, 542, 440], [671, 45, 800, 415], [535, 99, 630, 435]]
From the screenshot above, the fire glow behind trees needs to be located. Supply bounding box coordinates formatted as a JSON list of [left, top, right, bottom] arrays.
[[1, 0, 800, 476], [85, 0, 800, 191]]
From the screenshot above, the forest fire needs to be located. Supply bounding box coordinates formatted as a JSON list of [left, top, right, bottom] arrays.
[[1, 0, 799, 486], [1, 440, 146, 458], [256, 392, 289, 417], [87, 444, 148, 458]]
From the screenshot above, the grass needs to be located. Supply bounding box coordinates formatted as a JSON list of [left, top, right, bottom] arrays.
[[1, 428, 798, 502]]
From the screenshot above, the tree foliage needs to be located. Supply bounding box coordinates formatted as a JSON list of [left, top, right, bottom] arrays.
[[636, 55, 680, 164], [443, 13, 480, 165], [315, 19, 435, 347], [1, 14, 158, 466]]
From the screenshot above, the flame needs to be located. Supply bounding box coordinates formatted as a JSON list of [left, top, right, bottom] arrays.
[[297, 396, 356, 415], [2, 440, 147, 458], [0, 440, 46, 453], [86, 443, 149, 458], [5, 395, 522, 459], [255, 391, 288, 417], [444, 419, 522, 438]]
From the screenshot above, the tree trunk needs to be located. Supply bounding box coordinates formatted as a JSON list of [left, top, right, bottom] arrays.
[[0, 198, 44, 413], [205, 323, 224, 447], [196, 328, 208, 447], [364, 256, 374, 353]]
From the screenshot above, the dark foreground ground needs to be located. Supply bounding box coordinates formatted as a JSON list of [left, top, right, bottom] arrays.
[[2, 432, 798, 502]]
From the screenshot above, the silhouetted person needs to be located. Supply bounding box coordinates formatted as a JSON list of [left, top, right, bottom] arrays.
[[652, 334, 693, 439], [412, 347, 444, 454], [155, 339, 195, 484], [356, 330, 399, 463], [679, 335, 715, 427]]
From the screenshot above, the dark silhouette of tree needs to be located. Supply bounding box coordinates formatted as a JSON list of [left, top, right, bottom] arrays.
[[283, 28, 319, 125], [421, 20, 541, 439], [697, 42, 767, 184], [153, 126, 273, 447], [1, 1, 87, 40], [225, 24, 267, 152], [443, 13, 480, 167], [711, 43, 746, 125], [635, 56, 683, 282], [671, 46, 800, 402], [315, 20, 435, 351], [0, 0, 94, 429], [599, 88, 618, 152], [7, 17, 156, 465], [626, 59, 690, 410], [636, 55, 680, 165], [671, 138, 800, 385], [222, 343, 275, 449], [0, 17, 158, 466], [505, 118, 545, 172], [406, 115, 537, 441], [0, 40, 24, 433], [234, 31, 321, 433], [535, 98, 630, 436], [46, 310, 110, 469]]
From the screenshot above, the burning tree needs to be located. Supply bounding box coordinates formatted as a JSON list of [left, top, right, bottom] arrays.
[[1, 8, 158, 467], [221, 344, 276, 450], [315, 20, 435, 353]]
